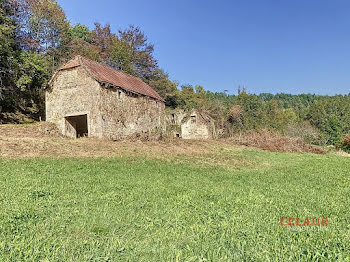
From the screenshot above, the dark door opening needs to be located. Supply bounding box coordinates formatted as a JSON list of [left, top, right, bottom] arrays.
[[65, 114, 88, 138]]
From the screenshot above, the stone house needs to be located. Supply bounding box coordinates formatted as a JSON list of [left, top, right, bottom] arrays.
[[46, 56, 165, 139], [168, 109, 216, 139]]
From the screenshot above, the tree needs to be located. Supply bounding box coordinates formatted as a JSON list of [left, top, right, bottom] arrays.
[[236, 91, 265, 130], [107, 38, 133, 74], [306, 96, 350, 145], [119, 25, 157, 79], [228, 105, 244, 132], [0, 0, 19, 113], [15, 51, 49, 117], [91, 23, 115, 60], [13, 0, 69, 72], [177, 85, 196, 109], [66, 24, 92, 43], [1, 0, 50, 120], [146, 69, 177, 99], [19, 0, 69, 52], [65, 38, 101, 61]]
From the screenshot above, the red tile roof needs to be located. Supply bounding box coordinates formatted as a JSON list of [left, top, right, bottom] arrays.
[[58, 55, 164, 102]]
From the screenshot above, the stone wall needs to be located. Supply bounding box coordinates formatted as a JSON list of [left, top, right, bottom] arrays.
[[46, 67, 103, 138], [100, 87, 165, 139], [181, 111, 214, 140], [166, 109, 216, 140], [46, 66, 165, 139]]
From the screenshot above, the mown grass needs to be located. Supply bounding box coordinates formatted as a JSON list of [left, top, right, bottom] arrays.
[[0, 149, 349, 261]]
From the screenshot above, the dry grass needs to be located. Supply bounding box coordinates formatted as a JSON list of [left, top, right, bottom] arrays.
[[230, 129, 326, 154], [0, 123, 326, 169], [334, 150, 350, 157], [0, 123, 249, 166], [0, 122, 63, 138]]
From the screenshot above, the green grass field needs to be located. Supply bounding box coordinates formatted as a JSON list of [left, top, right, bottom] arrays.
[[0, 149, 349, 261]]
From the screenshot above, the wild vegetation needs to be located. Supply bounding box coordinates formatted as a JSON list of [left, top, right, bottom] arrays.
[[1, 0, 350, 152]]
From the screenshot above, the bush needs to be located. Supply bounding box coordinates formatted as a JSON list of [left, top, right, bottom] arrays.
[[0, 112, 35, 124], [231, 129, 326, 154], [285, 121, 327, 145], [341, 135, 350, 152]]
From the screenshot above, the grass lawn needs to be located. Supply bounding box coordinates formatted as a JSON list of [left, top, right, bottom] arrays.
[[0, 149, 349, 261]]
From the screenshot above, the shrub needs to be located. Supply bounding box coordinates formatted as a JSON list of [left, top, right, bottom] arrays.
[[231, 129, 326, 154], [285, 121, 327, 145], [341, 135, 350, 152]]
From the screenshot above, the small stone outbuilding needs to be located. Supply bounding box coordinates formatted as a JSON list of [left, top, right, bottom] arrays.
[[46, 56, 165, 139], [168, 109, 216, 140]]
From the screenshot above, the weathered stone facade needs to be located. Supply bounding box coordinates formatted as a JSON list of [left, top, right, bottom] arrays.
[[100, 86, 165, 139], [46, 57, 165, 139], [167, 109, 216, 140]]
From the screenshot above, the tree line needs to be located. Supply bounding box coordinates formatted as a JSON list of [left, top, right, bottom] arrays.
[[1, 0, 349, 150]]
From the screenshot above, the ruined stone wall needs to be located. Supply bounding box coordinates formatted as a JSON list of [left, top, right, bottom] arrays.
[[46, 67, 103, 138], [165, 110, 186, 138], [166, 109, 215, 140], [181, 111, 215, 140], [100, 87, 165, 139]]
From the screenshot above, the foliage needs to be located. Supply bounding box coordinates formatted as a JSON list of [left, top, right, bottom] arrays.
[[64, 38, 101, 61], [119, 25, 157, 79], [235, 91, 265, 130], [90, 22, 114, 60], [19, 0, 69, 53], [231, 129, 325, 154], [66, 23, 92, 43], [0, 0, 19, 112], [16, 51, 49, 116], [341, 134, 350, 152], [0, 0, 174, 121], [1, 0, 350, 149], [146, 69, 177, 99], [107, 37, 133, 74], [285, 121, 326, 145], [306, 96, 350, 145], [228, 105, 243, 125]]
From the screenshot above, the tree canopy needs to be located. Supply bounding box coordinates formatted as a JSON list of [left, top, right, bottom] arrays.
[[1, 0, 350, 150]]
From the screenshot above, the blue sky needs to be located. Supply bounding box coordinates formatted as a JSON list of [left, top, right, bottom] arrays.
[[57, 0, 350, 95]]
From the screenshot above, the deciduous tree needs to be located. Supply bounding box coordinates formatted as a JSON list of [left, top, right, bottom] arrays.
[[119, 25, 157, 79]]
